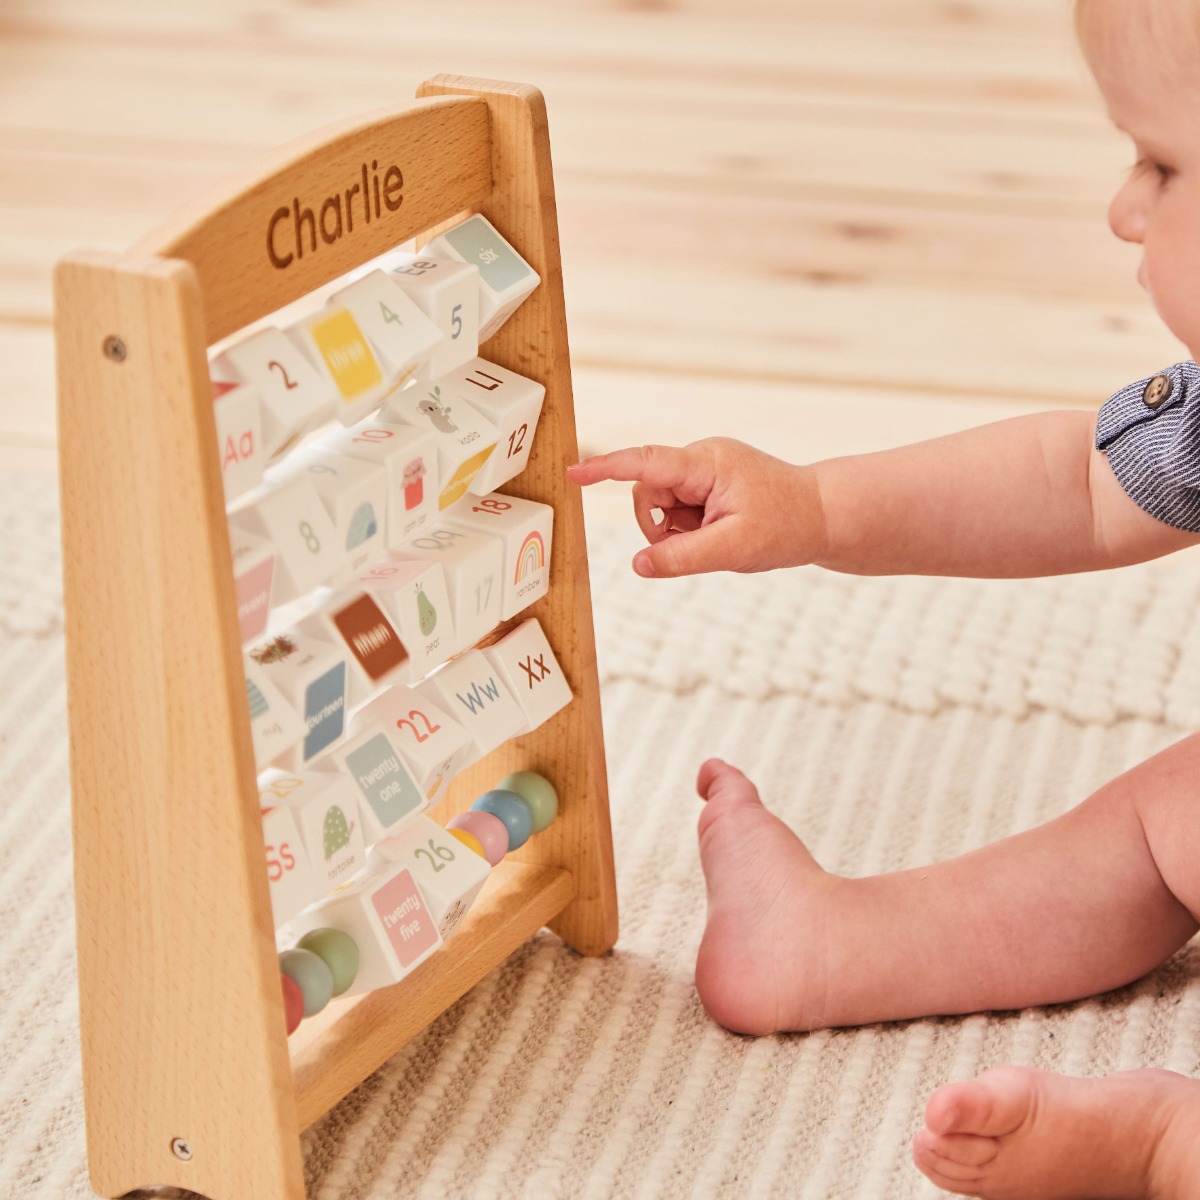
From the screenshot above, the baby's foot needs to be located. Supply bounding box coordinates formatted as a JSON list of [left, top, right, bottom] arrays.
[[694, 759, 844, 1034], [913, 1065, 1200, 1199]]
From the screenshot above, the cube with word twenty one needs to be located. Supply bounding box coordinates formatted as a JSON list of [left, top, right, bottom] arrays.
[[483, 617, 573, 731], [444, 491, 553, 620], [325, 725, 427, 844], [371, 814, 491, 941], [288, 860, 442, 997], [379, 253, 480, 380]]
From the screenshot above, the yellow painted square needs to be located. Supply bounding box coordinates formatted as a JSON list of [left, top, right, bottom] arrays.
[[311, 309, 383, 401], [438, 444, 497, 509]]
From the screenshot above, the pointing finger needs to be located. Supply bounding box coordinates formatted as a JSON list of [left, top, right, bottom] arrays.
[[568, 444, 705, 492]]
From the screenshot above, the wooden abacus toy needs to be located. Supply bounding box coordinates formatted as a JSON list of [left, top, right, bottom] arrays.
[[54, 75, 618, 1200]]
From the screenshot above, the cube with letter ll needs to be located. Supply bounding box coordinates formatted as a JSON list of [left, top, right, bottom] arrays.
[[371, 814, 490, 940], [357, 556, 457, 675], [421, 213, 540, 342], [331, 269, 442, 384], [304, 588, 412, 706], [287, 859, 442, 997], [259, 769, 366, 895], [482, 617, 573, 731], [228, 523, 274, 645], [211, 381, 265, 503], [244, 656, 306, 770], [211, 326, 336, 458], [383, 380, 499, 511], [248, 630, 349, 770], [351, 684, 473, 806], [378, 252, 480, 380], [420, 649, 526, 763], [261, 801, 320, 927], [438, 358, 545, 496], [229, 475, 342, 604], [387, 523, 503, 649], [268, 446, 388, 581], [444, 491, 553, 620], [318, 420, 439, 547], [325, 725, 427, 844]]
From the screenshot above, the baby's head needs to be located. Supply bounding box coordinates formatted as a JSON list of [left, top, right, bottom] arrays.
[[1076, 0, 1200, 355]]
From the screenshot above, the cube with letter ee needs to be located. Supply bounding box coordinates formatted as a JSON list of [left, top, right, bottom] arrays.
[[482, 617, 573, 731]]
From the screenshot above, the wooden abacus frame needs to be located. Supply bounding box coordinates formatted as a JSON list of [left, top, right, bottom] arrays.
[[54, 76, 618, 1200]]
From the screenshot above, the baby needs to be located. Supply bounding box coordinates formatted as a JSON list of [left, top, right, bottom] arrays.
[[568, 1, 1200, 1195]]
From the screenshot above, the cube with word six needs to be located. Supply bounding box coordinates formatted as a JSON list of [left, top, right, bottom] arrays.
[[445, 491, 553, 620], [351, 684, 473, 805], [289, 859, 442, 997], [330, 269, 442, 383], [357, 556, 457, 675], [259, 769, 366, 896], [371, 814, 491, 940], [422, 213, 541, 342], [483, 617, 573, 730], [212, 381, 265, 503], [439, 357, 545, 496], [380, 253, 480, 380], [325, 725, 427, 844], [419, 649, 526, 761]]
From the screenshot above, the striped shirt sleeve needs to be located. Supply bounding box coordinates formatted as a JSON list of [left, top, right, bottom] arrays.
[[1094, 359, 1200, 532]]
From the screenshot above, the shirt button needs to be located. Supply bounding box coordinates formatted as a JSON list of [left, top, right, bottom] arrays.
[[1143, 374, 1173, 408]]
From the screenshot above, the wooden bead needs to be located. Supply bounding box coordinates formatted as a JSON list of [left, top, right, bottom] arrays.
[[495, 770, 557, 833], [296, 927, 360, 997], [470, 789, 533, 851], [281, 972, 305, 1035], [447, 809, 509, 865], [448, 828, 485, 858], [279, 948, 334, 1017]]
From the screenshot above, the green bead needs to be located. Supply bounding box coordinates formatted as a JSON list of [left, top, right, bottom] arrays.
[[279, 948, 334, 1016], [297, 927, 359, 997], [495, 771, 558, 834]]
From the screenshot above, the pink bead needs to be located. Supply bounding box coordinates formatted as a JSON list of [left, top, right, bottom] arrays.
[[447, 810, 509, 865], [281, 972, 305, 1035]]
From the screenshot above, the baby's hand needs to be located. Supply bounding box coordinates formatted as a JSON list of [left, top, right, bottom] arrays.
[[566, 438, 825, 578]]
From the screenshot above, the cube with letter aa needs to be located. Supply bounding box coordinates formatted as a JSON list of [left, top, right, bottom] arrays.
[[444, 491, 553, 620], [212, 380, 265, 503], [379, 252, 480, 380], [371, 814, 490, 940], [288, 859, 442, 996], [482, 617, 573, 731]]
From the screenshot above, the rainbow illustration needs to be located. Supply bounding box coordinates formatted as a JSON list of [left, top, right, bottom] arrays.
[[514, 530, 546, 583]]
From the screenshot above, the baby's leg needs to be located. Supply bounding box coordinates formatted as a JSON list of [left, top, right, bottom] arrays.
[[694, 734, 1200, 1034]]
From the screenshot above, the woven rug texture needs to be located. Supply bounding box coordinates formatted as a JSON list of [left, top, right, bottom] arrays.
[[2, 471, 1199, 1200]]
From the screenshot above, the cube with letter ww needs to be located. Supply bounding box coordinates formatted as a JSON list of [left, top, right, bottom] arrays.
[[325, 725, 427, 844], [420, 649, 526, 763], [288, 860, 442, 997], [371, 814, 490, 940], [482, 617, 573, 731]]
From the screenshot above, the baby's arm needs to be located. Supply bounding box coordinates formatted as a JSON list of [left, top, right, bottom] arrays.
[[568, 410, 1200, 579]]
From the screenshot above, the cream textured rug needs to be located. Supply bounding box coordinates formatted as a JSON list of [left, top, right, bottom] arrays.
[[3, 470, 1200, 1200]]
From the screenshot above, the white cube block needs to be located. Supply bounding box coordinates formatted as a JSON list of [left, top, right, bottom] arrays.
[[383, 381, 499, 510], [437, 358, 545, 495], [319, 420, 439, 546], [380, 253, 480, 379], [357, 556, 457, 675], [259, 769, 366, 894], [422, 213, 540, 341], [371, 814, 490, 940], [389, 524, 503, 649], [289, 860, 442, 996], [212, 381, 265, 502], [330, 269, 443, 381], [262, 804, 320, 927], [482, 617, 573, 731], [211, 326, 336, 457], [326, 726, 428, 843], [228, 524, 275, 645], [248, 631, 350, 767], [271, 447, 388, 580], [289, 305, 404, 426], [351, 685, 473, 806], [420, 649, 526, 762], [444, 491, 553, 620], [303, 589, 412, 705], [231, 476, 343, 604], [245, 658, 306, 770]]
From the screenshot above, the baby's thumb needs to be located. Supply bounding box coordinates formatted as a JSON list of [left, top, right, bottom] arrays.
[[632, 519, 743, 579]]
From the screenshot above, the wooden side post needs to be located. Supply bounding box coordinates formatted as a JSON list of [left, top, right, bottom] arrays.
[[418, 76, 620, 958], [56, 252, 304, 1200]]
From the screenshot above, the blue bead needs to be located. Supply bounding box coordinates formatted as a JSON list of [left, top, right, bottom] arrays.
[[470, 789, 534, 851]]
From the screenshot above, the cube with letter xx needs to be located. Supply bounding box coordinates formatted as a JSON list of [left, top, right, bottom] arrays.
[[483, 617, 573, 731]]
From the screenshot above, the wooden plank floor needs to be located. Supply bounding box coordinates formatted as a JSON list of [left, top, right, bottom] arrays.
[[0, 0, 1187, 491]]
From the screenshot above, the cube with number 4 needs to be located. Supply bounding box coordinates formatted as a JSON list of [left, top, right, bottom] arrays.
[[372, 815, 490, 940], [331, 269, 442, 383]]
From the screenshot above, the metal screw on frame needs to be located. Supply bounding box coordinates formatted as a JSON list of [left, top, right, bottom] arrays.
[[103, 336, 127, 363], [171, 1137, 193, 1162]]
